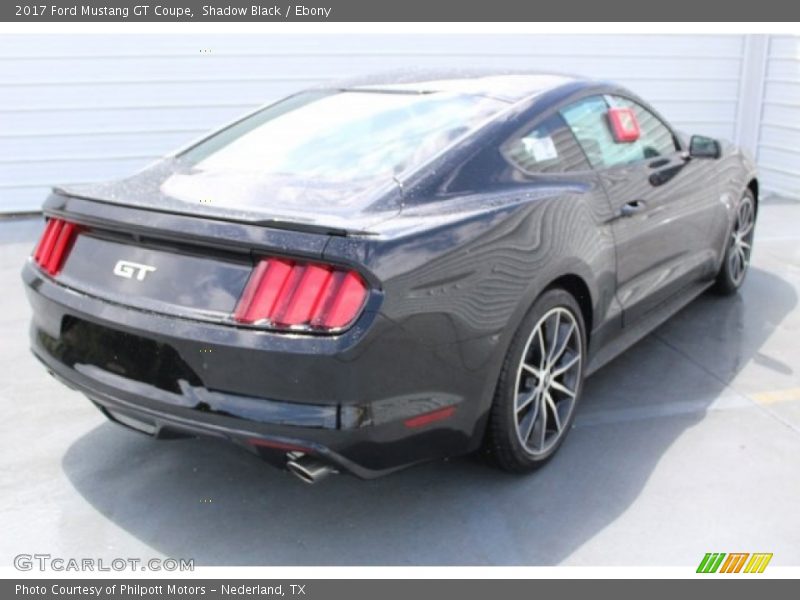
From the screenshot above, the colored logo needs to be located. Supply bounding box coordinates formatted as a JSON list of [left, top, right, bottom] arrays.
[[697, 552, 773, 573]]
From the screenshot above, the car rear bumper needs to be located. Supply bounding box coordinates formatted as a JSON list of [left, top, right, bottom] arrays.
[[38, 353, 386, 479], [23, 262, 492, 478]]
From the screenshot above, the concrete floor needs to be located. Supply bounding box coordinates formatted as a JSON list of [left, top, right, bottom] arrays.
[[1, 199, 799, 567]]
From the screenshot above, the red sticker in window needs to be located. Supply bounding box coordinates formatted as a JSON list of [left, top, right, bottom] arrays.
[[607, 107, 640, 143]]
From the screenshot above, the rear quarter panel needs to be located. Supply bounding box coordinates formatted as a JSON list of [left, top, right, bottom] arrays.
[[324, 180, 620, 439]]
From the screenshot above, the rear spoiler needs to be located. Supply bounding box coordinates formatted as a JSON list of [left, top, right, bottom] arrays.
[[50, 187, 377, 238], [42, 191, 334, 261]]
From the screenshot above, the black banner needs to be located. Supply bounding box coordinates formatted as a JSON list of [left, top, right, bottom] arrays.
[[2, 0, 799, 22]]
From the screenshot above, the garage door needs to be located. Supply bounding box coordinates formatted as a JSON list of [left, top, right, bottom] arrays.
[[757, 35, 800, 199]]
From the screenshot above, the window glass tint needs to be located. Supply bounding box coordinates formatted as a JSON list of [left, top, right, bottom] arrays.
[[502, 113, 590, 174], [560, 95, 678, 169], [180, 90, 506, 183]]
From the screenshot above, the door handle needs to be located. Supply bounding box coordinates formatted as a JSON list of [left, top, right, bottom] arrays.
[[620, 200, 646, 217], [648, 158, 670, 169]]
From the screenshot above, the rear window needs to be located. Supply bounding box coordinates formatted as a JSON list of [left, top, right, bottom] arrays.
[[180, 90, 506, 182], [501, 112, 591, 174]]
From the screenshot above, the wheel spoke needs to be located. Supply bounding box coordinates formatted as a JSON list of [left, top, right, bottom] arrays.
[[525, 388, 545, 441], [550, 321, 575, 365], [516, 387, 539, 413], [549, 379, 576, 398], [545, 392, 562, 432], [538, 393, 548, 449], [739, 201, 751, 227], [730, 248, 741, 280], [546, 311, 561, 365], [521, 363, 542, 379], [522, 400, 538, 442], [737, 246, 748, 270], [551, 353, 580, 377], [536, 327, 547, 369]]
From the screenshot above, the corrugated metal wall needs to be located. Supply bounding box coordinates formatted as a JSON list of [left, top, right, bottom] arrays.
[[0, 34, 791, 213], [758, 35, 800, 198]]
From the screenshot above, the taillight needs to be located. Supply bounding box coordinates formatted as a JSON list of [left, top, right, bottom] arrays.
[[233, 257, 369, 332], [32, 218, 81, 275]]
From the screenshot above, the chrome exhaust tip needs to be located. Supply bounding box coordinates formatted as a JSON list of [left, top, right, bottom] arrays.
[[286, 454, 337, 484]]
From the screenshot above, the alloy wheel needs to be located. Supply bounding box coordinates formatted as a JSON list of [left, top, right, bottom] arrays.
[[513, 307, 583, 456], [729, 196, 755, 286]]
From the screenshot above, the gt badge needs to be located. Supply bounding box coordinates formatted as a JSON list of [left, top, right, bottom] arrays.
[[113, 260, 156, 281]]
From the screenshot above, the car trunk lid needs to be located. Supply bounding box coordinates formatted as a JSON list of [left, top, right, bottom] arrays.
[[35, 193, 351, 326], [58, 230, 252, 321]]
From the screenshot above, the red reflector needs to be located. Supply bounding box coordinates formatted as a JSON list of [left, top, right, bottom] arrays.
[[403, 406, 457, 428], [233, 258, 368, 332], [32, 218, 81, 276], [248, 438, 311, 453]]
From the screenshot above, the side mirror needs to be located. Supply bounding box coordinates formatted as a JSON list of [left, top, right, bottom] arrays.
[[689, 135, 721, 159]]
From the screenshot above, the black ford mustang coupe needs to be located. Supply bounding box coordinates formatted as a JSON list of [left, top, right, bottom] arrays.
[[23, 71, 758, 482]]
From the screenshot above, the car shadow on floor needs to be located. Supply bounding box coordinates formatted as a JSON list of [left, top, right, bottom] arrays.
[[61, 267, 797, 565]]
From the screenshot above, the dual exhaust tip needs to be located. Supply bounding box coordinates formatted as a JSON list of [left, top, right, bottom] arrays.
[[285, 453, 337, 484]]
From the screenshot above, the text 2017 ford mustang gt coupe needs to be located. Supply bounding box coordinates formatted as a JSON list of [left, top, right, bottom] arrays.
[[23, 71, 758, 482]]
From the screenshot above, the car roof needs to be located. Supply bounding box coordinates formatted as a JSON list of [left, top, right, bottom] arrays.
[[322, 69, 588, 103]]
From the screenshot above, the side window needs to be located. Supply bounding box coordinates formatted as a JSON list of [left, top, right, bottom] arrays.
[[560, 95, 678, 169], [606, 95, 678, 159], [501, 112, 590, 174], [560, 95, 622, 169]]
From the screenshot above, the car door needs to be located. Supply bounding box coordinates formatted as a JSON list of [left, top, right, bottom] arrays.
[[560, 94, 720, 326]]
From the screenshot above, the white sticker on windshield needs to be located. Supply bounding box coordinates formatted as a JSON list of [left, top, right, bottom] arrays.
[[521, 135, 558, 162]]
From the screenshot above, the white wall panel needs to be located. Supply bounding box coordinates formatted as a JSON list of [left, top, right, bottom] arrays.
[[758, 36, 800, 198], [0, 34, 761, 212]]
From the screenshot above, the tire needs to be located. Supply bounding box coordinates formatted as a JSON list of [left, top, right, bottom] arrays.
[[714, 190, 756, 296], [487, 288, 587, 472]]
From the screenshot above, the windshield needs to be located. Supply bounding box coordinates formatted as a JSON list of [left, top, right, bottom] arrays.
[[179, 90, 506, 182]]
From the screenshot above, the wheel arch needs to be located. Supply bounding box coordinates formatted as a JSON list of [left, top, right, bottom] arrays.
[[469, 263, 602, 452], [544, 273, 594, 348], [489, 266, 598, 395], [747, 177, 759, 215]]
